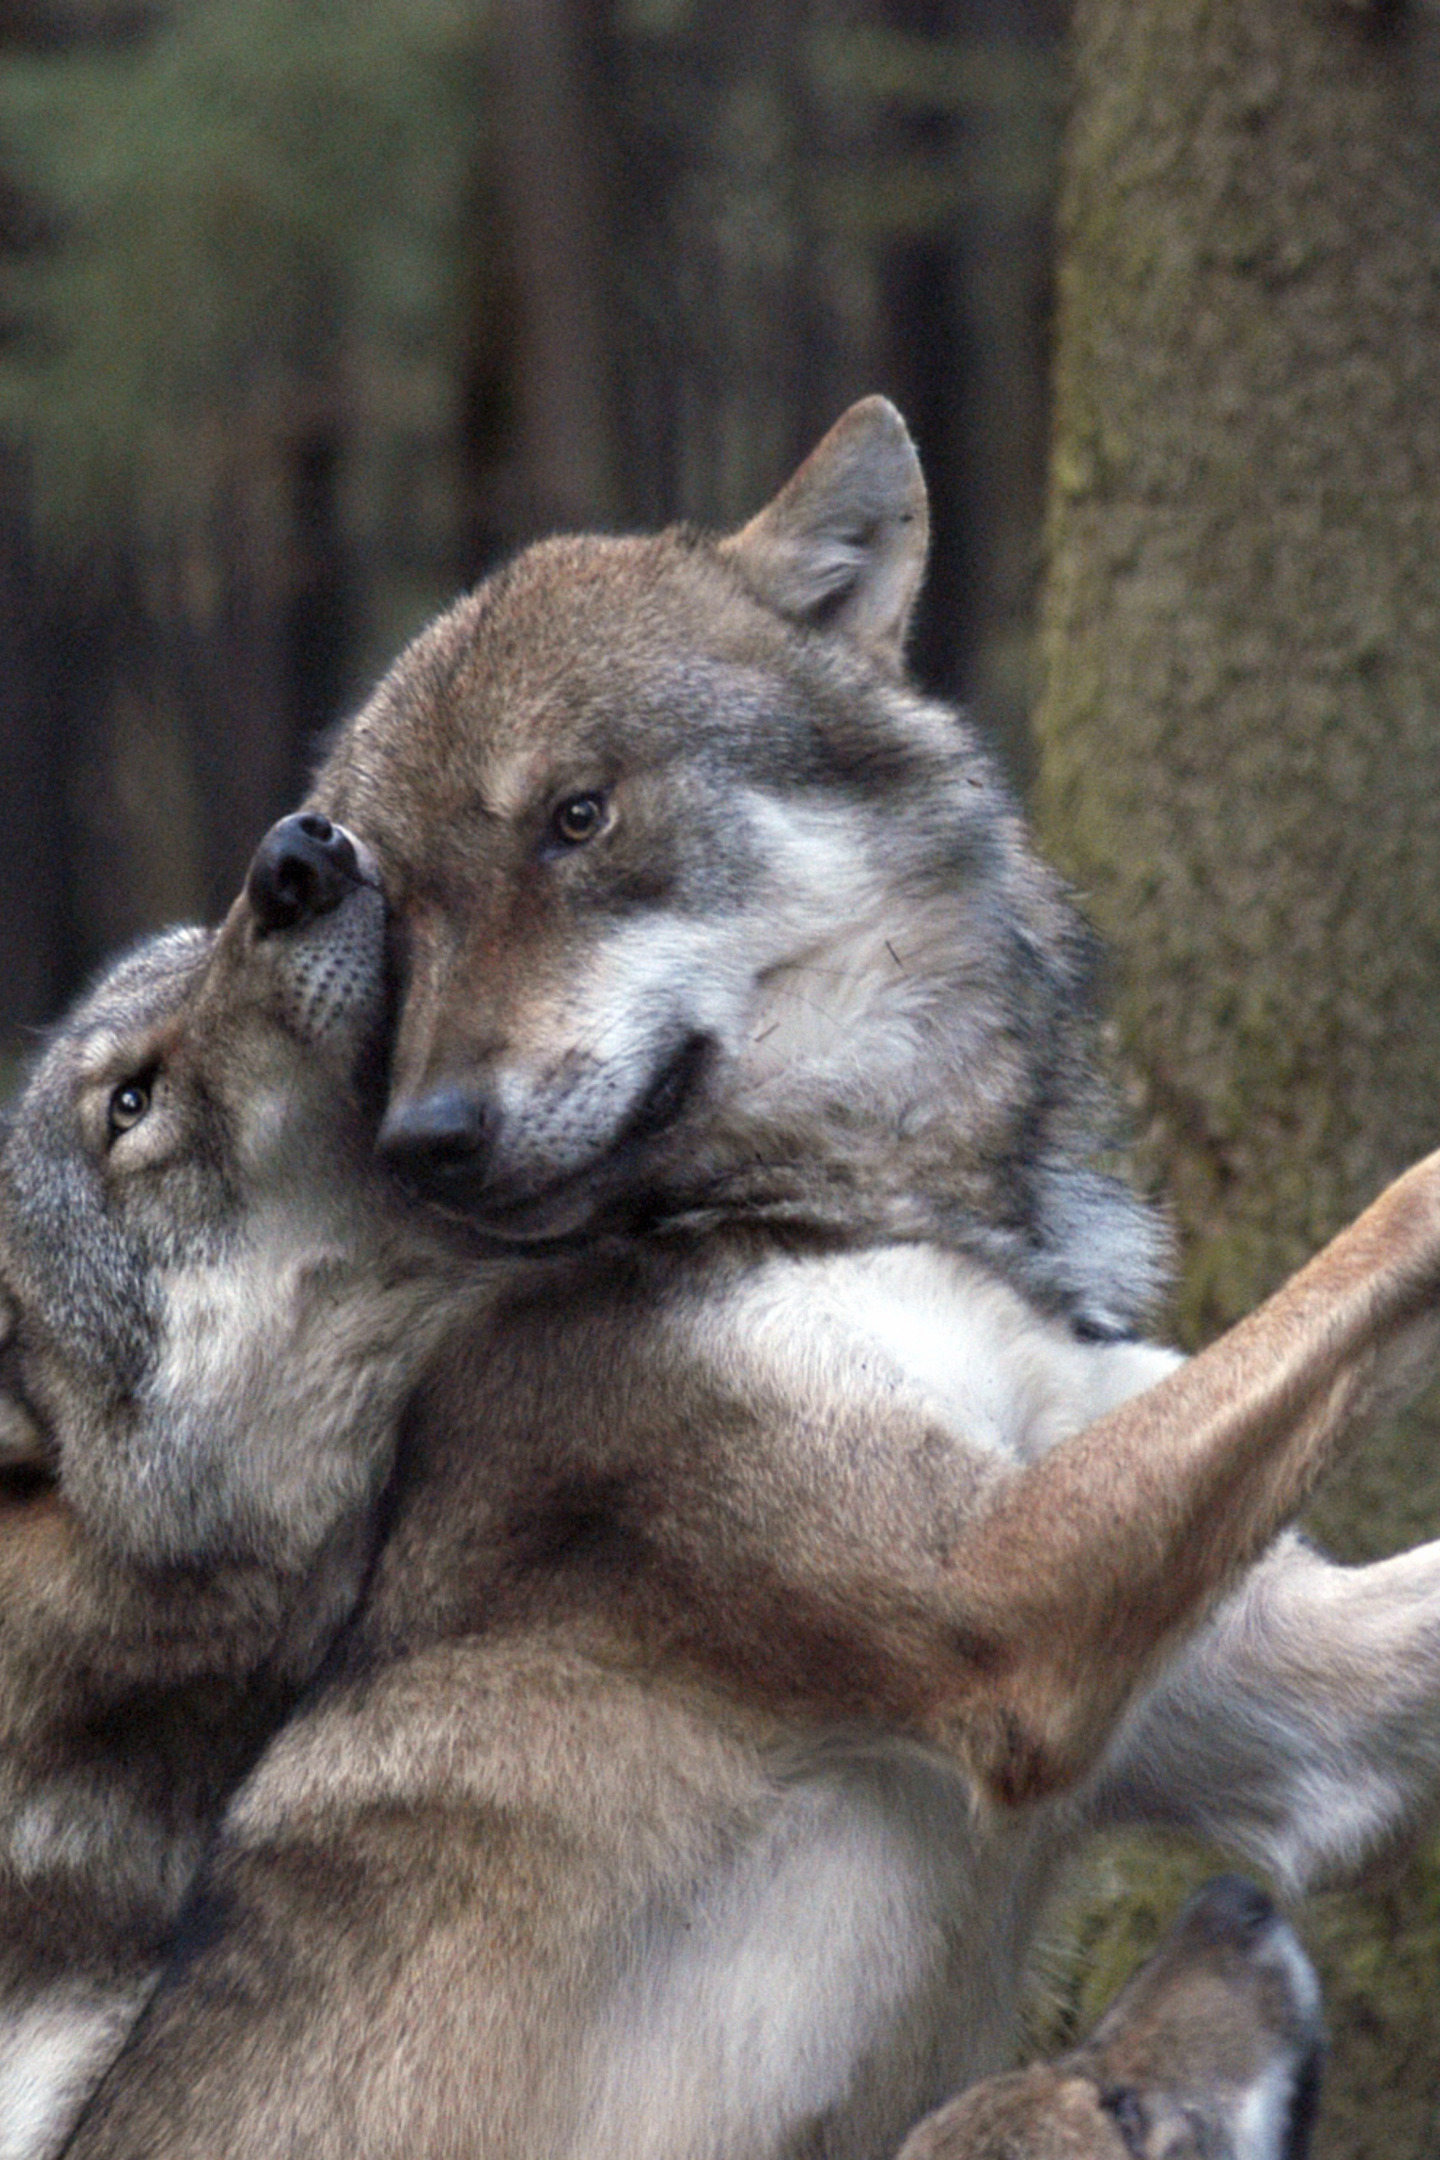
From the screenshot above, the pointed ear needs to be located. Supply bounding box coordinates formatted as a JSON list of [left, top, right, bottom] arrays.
[[719, 398, 929, 669]]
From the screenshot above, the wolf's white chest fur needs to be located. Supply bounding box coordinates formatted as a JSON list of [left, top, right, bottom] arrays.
[[572, 1248, 1180, 2160], [0, 1981, 159, 2160], [709, 1243, 1178, 1463]]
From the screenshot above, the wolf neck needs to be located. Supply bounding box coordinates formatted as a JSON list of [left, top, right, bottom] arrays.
[[645, 861, 1168, 1341]]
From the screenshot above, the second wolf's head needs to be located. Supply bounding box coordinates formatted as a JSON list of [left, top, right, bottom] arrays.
[[899, 1877, 1322, 2160], [0, 812, 462, 1589], [312, 400, 1164, 1336]]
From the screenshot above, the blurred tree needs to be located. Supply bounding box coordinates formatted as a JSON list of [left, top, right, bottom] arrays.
[[591, 0, 1064, 774], [1034, 0, 1440, 2150], [0, 0, 484, 988], [0, 0, 122, 1053], [809, 0, 1064, 772], [487, 0, 614, 534]]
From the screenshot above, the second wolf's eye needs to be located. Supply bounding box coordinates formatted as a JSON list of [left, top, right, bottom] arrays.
[[551, 793, 607, 846], [108, 1081, 151, 1137]]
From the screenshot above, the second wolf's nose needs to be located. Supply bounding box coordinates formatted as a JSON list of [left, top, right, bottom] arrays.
[[1182, 1875, 1277, 1948], [247, 814, 362, 933], [378, 1089, 490, 1174]]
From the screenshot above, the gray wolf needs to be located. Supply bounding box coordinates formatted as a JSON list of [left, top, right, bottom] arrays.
[[66, 402, 1440, 2158], [897, 1877, 1322, 2160], [0, 814, 467, 2160]]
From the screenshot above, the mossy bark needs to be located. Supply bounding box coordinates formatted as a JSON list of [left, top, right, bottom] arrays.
[[1034, 2, 1440, 2151]]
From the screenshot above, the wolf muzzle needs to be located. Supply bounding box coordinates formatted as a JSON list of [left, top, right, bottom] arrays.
[[378, 1088, 492, 1177], [374, 1029, 713, 1222]]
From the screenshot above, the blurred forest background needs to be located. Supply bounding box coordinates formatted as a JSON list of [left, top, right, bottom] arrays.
[[6, 0, 1440, 2155]]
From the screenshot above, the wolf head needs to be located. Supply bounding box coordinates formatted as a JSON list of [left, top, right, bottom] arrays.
[[0, 814, 461, 1577], [899, 1877, 1323, 2160], [313, 399, 1165, 1335]]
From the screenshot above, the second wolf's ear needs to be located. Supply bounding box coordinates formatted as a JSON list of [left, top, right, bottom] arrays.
[[720, 397, 929, 670]]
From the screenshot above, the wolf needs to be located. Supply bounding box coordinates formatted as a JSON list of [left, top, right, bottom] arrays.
[[897, 1877, 1322, 2160], [64, 403, 1440, 2159], [0, 813, 471, 2160]]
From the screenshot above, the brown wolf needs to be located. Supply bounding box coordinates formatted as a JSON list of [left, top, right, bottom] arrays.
[[65, 404, 1440, 2158], [897, 1877, 1322, 2160], [0, 816, 468, 2159]]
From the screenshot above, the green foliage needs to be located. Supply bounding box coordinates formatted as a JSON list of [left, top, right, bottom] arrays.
[[0, 0, 487, 548]]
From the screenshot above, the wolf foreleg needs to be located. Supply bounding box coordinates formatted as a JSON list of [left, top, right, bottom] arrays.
[[936, 1154, 1440, 1805], [1085, 1529, 1440, 1891]]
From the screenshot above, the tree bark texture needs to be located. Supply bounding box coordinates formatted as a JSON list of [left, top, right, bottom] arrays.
[[1034, 2, 1440, 2149]]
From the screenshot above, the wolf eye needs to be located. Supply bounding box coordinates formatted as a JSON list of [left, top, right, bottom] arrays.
[[551, 793, 608, 846], [108, 1080, 151, 1136]]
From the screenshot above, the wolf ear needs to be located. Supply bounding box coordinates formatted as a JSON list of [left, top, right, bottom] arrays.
[[719, 397, 929, 669]]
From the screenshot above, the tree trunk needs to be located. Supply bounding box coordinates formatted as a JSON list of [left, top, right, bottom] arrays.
[[1034, 2, 1440, 2150], [487, 0, 616, 537], [0, 442, 65, 1061]]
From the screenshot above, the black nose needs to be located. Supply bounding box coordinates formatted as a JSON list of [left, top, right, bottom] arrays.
[[247, 814, 363, 934], [378, 1089, 491, 1178]]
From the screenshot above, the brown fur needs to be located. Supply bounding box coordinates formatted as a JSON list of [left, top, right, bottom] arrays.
[[63, 406, 1440, 2157]]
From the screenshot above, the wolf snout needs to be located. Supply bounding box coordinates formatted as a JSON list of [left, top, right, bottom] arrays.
[[247, 813, 370, 934], [378, 1088, 492, 1182], [1177, 1872, 1278, 1949]]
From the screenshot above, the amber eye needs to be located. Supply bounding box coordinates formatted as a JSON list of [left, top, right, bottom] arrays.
[[108, 1080, 151, 1137], [551, 792, 608, 846]]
